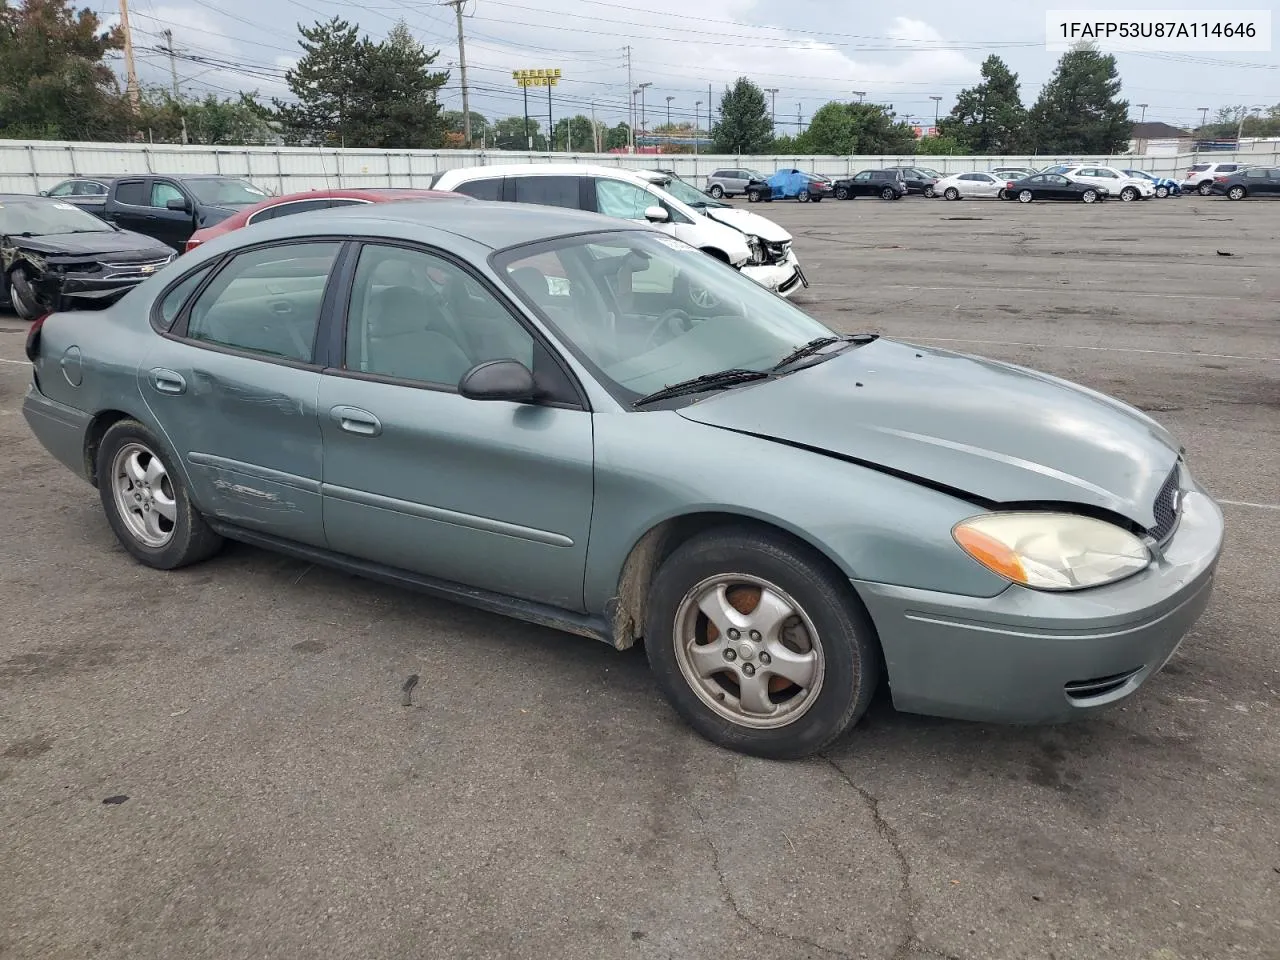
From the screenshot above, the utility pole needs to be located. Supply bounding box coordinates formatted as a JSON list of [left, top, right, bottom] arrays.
[[796, 102, 802, 133], [638, 81, 651, 138], [852, 90, 865, 103], [930, 95, 942, 126], [1137, 102, 1148, 123], [523, 84, 532, 150], [665, 95, 673, 132], [1197, 106, 1209, 129], [624, 45, 633, 151], [765, 87, 778, 134], [590, 99, 598, 152], [118, 0, 141, 116], [161, 29, 188, 144], [547, 82, 553, 152], [445, 1, 471, 147], [694, 100, 701, 155]]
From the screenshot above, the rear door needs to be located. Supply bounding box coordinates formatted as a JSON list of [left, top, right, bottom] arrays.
[[508, 175, 587, 210], [105, 178, 156, 235], [138, 239, 341, 545]]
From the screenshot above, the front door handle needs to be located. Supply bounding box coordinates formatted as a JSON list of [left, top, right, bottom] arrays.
[[330, 405, 382, 437], [150, 368, 186, 394]]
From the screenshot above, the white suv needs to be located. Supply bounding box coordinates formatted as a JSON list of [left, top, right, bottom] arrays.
[[431, 164, 807, 297], [1055, 165, 1154, 201], [1181, 162, 1242, 196]]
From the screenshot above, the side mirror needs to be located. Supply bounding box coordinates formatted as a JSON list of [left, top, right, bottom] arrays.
[[458, 359, 536, 402], [166, 197, 190, 212], [38, 190, 49, 197], [643, 205, 669, 223]]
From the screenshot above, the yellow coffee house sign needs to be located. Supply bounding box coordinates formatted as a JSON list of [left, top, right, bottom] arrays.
[[513, 68, 561, 87]]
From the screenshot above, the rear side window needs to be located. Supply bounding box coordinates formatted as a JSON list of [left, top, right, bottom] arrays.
[[1219, 164, 1239, 172], [711, 169, 730, 178], [47, 182, 76, 197], [114, 180, 148, 205], [1189, 164, 1210, 172], [511, 176, 581, 209], [183, 242, 340, 362], [454, 178, 503, 201], [156, 264, 215, 331]]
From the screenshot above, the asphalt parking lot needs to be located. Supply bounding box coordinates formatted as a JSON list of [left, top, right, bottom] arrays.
[[1, 193, 1277, 960]]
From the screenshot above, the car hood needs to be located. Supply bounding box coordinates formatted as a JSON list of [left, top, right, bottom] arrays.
[[6, 229, 172, 258], [676, 339, 1181, 529], [702, 206, 791, 242]]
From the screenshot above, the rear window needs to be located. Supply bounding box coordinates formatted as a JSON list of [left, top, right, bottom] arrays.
[[454, 178, 503, 201], [1218, 164, 1239, 172], [114, 180, 148, 205], [1189, 164, 1210, 172], [511, 176, 581, 209]]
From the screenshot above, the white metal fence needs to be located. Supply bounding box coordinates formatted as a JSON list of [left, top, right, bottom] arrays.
[[2, 138, 1279, 195]]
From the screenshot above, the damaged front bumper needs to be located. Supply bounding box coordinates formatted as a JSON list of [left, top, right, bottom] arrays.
[[35, 254, 174, 307], [741, 248, 808, 298]]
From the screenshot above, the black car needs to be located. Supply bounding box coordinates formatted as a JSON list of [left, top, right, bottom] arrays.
[[94, 175, 273, 252], [882, 166, 940, 197], [1002, 174, 1109, 203], [832, 169, 908, 201], [1, 195, 174, 320], [1211, 166, 1280, 199]]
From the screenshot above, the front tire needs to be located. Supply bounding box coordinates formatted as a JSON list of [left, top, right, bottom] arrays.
[[1120, 186, 1139, 201], [7, 268, 46, 321], [1227, 185, 1247, 200], [944, 187, 959, 201], [645, 526, 880, 760], [1018, 189, 1034, 203], [708, 184, 724, 199], [834, 186, 849, 200], [1082, 189, 1099, 203], [1155, 185, 1170, 198], [96, 420, 223, 570], [747, 189, 760, 202]]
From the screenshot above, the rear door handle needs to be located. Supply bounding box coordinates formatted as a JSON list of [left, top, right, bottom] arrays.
[[330, 405, 382, 437], [150, 368, 186, 394]]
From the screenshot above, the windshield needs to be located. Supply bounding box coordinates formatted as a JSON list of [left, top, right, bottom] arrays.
[[658, 175, 727, 209], [744, 169, 767, 180], [183, 178, 269, 206], [0, 199, 113, 236], [915, 167, 943, 178], [497, 231, 832, 402]]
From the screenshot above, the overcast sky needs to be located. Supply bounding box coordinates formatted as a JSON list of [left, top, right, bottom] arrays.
[[100, 0, 1278, 133]]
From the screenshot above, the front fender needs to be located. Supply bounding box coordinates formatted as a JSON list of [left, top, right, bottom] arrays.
[[583, 411, 1010, 616]]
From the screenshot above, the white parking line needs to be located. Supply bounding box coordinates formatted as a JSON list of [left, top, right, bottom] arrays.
[[912, 337, 1279, 364], [0, 357, 31, 365], [1220, 500, 1280, 511], [875, 284, 1253, 302]]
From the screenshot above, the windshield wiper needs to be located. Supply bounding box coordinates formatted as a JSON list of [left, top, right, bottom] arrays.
[[771, 333, 878, 371], [632, 368, 771, 407]]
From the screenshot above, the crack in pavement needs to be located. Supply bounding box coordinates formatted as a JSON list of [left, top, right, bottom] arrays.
[[686, 800, 857, 960], [821, 755, 963, 960]]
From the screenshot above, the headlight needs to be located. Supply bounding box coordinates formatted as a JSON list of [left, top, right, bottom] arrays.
[[953, 513, 1150, 591], [746, 235, 765, 265]]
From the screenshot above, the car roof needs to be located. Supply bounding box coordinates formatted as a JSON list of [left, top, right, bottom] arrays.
[[220, 197, 654, 252], [439, 163, 651, 184], [0, 193, 65, 203]]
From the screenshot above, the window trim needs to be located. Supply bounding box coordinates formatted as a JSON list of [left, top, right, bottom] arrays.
[[163, 236, 352, 371], [245, 196, 373, 226], [150, 178, 189, 209], [149, 259, 222, 333], [320, 236, 592, 411]]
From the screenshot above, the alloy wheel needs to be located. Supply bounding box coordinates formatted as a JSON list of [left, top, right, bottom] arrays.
[[111, 442, 178, 547], [1018, 190, 1033, 203]]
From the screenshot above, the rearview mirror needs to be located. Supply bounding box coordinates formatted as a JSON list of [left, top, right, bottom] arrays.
[[643, 205, 669, 223], [458, 359, 536, 402], [166, 197, 189, 212]]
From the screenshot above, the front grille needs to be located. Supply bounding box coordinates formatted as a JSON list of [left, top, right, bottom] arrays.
[[1064, 667, 1144, 701], [763, 240, 791, 264], [1149, 466, 1181, 543], [102, 256, 172, 280]]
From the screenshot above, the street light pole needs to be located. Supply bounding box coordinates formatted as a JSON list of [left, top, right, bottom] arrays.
[[930, 95, 942, 126], [695, 100, 701, 155], [764, 87, 779, 133], [666, 95, 673, 133], [1137, 103, 1148, 122], [852, 90, 865, 103], [638, 82, 652, 138], [1197, 106, 1209, 129]]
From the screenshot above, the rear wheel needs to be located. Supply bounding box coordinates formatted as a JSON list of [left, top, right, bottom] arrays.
[[996, 189, 1007, 200], [1082, 189, 1099, 203], [944, 187, 959, 201], [708, 184, 724, 199], [923, 185, 935, 198], [798, 190, 811, 203], [7, 267, 46, 321], [1120, 186, 1139, 201], [1227, 185, 1247, 200], [1018, 189, 1034, 203], [834, 186, 849, 200], [880, 186, 896, 201], [1155, 185, 1170, 198], [644, 526, 880, 760], [1198, 181, 1213, 196], [96, 420, 223, 570]]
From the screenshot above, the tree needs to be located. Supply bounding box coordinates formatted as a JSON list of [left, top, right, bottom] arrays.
[[491, 115, 544, 151], [139, 90, 275, 144], [1026, 44, 1130, 154], [442, 109, 488, 146], [0, 0, 128, 140], [938, 55, 1026, 154], [801, 101, 916, 155], [604, 121, 631, 151], [347, 22, 448, 148], [915, 134, 967, 155], [273, 17, 363, 145], [712, 78, 772, 153], [551, 114, 595, 151]]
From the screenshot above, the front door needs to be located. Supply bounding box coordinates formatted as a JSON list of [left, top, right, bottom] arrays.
[[147, 179, 198, 251], [317, 241, 595, 611], [138, 239, 340, 546]]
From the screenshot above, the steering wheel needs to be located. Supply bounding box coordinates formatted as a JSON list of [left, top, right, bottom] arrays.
[[643, 308, 693, 350]]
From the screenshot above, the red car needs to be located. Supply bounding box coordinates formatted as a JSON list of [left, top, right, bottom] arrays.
[[184, 187, 460, 252]]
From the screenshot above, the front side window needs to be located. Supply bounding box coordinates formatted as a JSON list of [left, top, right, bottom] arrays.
[[184, 242, 340, 362], [498, 232, 831, 402], [852, 172, 871, 182], [345, 244, 533, 386], [511, 175, 581, 209], [595, 179, 652, 219], [151, 181, 185, 207]]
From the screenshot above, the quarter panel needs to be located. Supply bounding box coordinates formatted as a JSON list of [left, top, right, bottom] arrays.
[[583, 412, 1010, 616]]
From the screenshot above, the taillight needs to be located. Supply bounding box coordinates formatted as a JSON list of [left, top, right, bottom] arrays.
[[25, 313, 50, 363]]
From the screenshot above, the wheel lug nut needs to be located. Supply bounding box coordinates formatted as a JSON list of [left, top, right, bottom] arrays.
[[723, 649, 737, 661], [727, 629, 740, 640], [742, 663, 756, 677], [749, 630, 761, 641], [760, 652, 771, 665]]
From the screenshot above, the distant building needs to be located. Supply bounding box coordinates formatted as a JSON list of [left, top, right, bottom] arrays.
[[1128, 122, 1193, 155]]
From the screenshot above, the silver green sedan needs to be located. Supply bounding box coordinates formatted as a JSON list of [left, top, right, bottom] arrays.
[[22, 199, 1224, 759]]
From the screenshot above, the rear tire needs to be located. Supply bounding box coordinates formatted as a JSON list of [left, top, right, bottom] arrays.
[[7, 268, 46, 321], [944, 187, 959, 201], [880, 186, 895, 201], [1198, 181, 1213, 196], [798, 190, 811, 203], [708, 184, 724, 199], [644, 526, 880, 760], [1227, 185, 1247, 200], [923, 185, 935, 198], [96, 419, 224, 570]]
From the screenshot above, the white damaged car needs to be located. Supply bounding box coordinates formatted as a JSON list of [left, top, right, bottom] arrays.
[[432, 163, 808, 298]]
